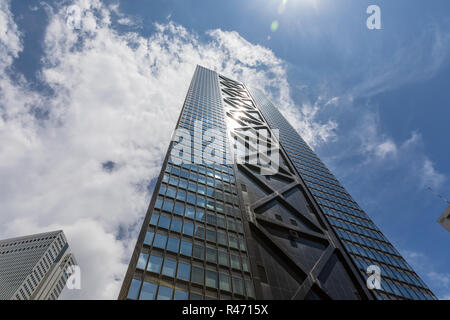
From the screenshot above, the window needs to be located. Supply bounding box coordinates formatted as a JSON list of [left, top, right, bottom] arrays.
[[139, 281, 157, 300], [157, 285, 173, 300], [144, 231, 154, 246], [169, 176, 179, 186], [155, 197, 163, 209], [174, 289, 189, 300], [194, 226, 205, 239], [171, 166, 180, 176], [192, 266, 204, 284], [188, 182, 197, 193], [174, 202, 185, 216], [149, 213, 159, 226], [232, 277, 244, 295], [193, 244, 205, 260], [153, 234, 167, 249], [206, 229, 216, 242], [206, 199, 215, 210], [183, 222, 194, 236], [236, 222, 244, 233], [190, 292, 203, 300], [206, 247, 217, 263], [166, 187, 176, 198], [198, 176, 206, 185], [216, 202, 224, 213], [147, 255, 163, 273], [206, 214, 217, 226], [227, 218, 236, 231], [242, 257, 250, 272], [180, 169, 189, 179], [170, 218, 182, 233], [162, 199, 174, 212], [179, 179, 188, 190], [136, 253, 148, 270], [230, 254, 241, 270], [197, 196, 206, 208], [161, 258, 177, 278], [197, 185, 206, 195], [205, 270, 218, 289], [229, 235, 239, 249], [167, 237, 180, 253], [176, 262, 191, 281], [218, 250, 229, 266], [245, 279, 255, 298], [158, 215, 171, 229], [185, 206, 195, 219], [187, 193, 196, 205], [217, 215, 226, 228], [177, 190, 186, 201], [239, 238, 246, 251], [196, 209, 205, 222], [219, 273, 231, 292], [180, 241, 192, 256], [127, 279, 141, 299], [217, 231, 227, 246], [275, 214, 283, 221]]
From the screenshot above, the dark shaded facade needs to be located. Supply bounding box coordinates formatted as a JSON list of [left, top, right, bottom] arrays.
[[118, 65, 436, 300]]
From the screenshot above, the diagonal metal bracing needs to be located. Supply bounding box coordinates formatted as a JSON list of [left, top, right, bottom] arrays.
[[255, 215, 328, 243], [291, 246, 336, 300], [218, 74, 372, 300], [237, 163, 323, 234], [248, 220, 333, 299]]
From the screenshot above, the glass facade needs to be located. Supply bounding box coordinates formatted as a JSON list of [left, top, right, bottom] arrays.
[[122, 66, 254, 300], [250, 87, 436, 300], [119, 65, 435, 300]]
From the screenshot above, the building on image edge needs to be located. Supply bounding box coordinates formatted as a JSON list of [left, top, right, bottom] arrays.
[[0, 230, 77, 300]]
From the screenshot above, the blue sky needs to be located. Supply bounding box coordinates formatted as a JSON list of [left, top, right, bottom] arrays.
[[0, 0, 448, 299]]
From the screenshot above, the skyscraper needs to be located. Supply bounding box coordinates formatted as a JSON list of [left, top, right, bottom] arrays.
[[437, 205, 450, 233], [0, 230, 77, 300], [119, 65, 436, 300]]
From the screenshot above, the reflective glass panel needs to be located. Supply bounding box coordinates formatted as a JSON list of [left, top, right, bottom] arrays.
[[147, 255, 163, 273], [162, 258, 177, 277], [139, 281, 157, 300]]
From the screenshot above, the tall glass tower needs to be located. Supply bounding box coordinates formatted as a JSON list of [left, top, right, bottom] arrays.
[[119, 65, 436, 300]]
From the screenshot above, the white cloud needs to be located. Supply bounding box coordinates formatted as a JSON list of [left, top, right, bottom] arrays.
[[0, 0, 22, 69], [277, 97, 338, 148], [0, 0, 333, 299], [358, 112, 398, 161], [349, 21, 450, 98], [421, 159, 446, 189], [375, 140, 397, 159], [324, 97, 339, 106]]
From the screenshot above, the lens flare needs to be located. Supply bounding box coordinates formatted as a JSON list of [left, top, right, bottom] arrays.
[[270, 20, 279, 32]]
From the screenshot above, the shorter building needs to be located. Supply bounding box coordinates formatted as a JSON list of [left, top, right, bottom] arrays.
[[0, 230, 77, 300], [437, 205, 450, 233]]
